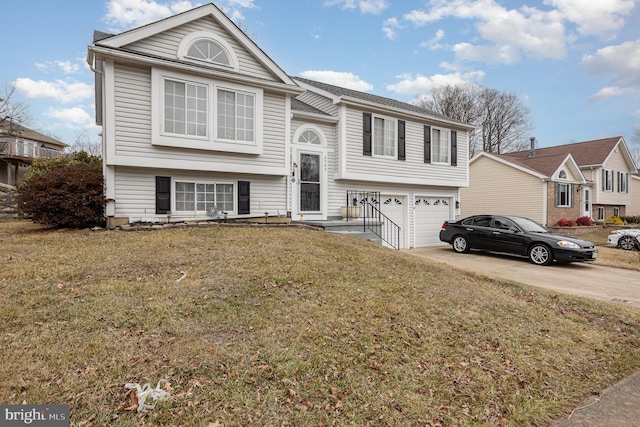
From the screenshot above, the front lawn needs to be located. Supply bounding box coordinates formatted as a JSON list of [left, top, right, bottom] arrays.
[[1, 221, 639, 426]]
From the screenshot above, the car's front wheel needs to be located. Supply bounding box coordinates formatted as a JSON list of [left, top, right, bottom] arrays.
[[452, 235, 470, 253], [529, 244, 552, 266], [618, 236, 636, 251]]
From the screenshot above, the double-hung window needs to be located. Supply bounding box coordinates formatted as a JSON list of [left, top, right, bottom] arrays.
[[556, 183, 573, 207], [373, 116, 395, 157], [602, 169, 614, 192], [618, 172, 629, 193], [432, 128, 450, 164], [217, 89, 255, 143], [175, 181, 234, 213], [164, 79, 207, 137]]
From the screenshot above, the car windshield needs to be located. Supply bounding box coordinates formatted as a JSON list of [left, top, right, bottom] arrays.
[[510, 217, 548, 233]]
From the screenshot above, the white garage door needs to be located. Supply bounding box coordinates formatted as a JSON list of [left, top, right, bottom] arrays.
[[415, 197, 452, 247], [380, 196, 406, 249]]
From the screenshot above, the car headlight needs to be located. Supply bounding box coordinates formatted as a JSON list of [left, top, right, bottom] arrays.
[[557, 241, 580, 249]]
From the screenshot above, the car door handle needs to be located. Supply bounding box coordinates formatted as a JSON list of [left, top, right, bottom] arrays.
[[492, 231, 501, 235], [466, 228, 474, 231]]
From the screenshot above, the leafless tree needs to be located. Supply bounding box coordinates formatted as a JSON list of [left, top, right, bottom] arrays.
[[0, 84, 31, 133], [416, 84, 533, 157], [68, 129, 102, 157]]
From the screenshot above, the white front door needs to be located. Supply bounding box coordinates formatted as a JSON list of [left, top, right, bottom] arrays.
[[581, 187, 592, 218], [292, 150, 325, 220]]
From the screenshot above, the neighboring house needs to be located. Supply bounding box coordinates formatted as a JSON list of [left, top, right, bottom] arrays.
[[0, 120, 67, 187], [461, 137, 637, 225], [87, 3, 474, 248], [630, 174, 640, 216]]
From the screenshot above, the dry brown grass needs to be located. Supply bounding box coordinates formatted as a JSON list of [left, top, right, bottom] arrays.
[[1, 221, 640, 426]]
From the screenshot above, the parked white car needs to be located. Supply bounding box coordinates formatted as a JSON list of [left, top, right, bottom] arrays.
[[607, 229, 640, 250]]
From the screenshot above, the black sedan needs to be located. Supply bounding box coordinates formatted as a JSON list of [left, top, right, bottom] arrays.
[[439, 215, 598, 266]]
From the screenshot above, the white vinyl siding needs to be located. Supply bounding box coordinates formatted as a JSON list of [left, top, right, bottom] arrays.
[[343, 108, 467, 185], [111, 65, 286, 171], [123, 17, 278, 81], [112, 167, 287, 223]]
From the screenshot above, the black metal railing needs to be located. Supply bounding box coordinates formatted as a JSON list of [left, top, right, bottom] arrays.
[[346, 190, 401, 250]]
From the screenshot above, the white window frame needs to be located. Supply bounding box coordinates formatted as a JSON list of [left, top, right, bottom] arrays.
[[372, 115, 396, 158], [177, 31, 239, 71], [618, 172, 629, 193], [597, 207, 605, 220], [557, 183, 573, 207], [431, 127, 450, 164], [603, 169, 614, 192], [614, 207, 620, 217], [174, 180, 235, 214], [151, 68, 263, 154], [293, 125, 325, 146]]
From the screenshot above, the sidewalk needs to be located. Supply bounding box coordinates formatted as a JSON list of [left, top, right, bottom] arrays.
[[551, 370, 640, 426]]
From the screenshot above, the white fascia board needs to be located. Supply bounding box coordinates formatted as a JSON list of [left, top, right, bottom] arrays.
[[107, 154, 287, 176], [335, 171, 467, 187], [554, 154, 588, 183], [473, 151, 547, 179], [89, 46, 304, 96], [291, 110, 339, 124], [96, 4, 296, 86]]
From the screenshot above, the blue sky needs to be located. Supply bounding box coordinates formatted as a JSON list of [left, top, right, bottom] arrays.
[[3, 0, 640, 151]]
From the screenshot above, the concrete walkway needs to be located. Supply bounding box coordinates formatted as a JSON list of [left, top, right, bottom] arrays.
[[407, 245, 640, 426]]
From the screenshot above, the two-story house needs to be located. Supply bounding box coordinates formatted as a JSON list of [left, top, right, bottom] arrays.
[[461, 137, 637, 225], [87, 3, 474, 248], [0, 120, 67, 187]]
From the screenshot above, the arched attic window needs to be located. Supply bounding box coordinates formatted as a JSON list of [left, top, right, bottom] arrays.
[[177, 31, 239, 71], [187, 39, 230, 65], [559, 170, 567, 179], [298, 129, 322, 145]]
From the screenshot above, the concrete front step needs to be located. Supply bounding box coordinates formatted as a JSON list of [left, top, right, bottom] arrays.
[[327, 229, 382, 244], [296, 219, 383, 244]]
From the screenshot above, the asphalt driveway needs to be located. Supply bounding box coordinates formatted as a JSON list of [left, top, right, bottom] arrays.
[[408, 245, 640, 308]]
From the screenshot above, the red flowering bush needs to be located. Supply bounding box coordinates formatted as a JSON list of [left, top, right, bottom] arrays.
[[575, 216, 593, 226], [556, 218, 575, 227]]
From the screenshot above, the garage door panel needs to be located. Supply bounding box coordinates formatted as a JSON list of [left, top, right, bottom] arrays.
[[381, 196, 405, 249], [415, 197, 451, 247]]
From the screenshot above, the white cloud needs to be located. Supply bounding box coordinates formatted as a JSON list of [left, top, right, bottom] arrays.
[[45, 106, 95, 126], [104, 0, 259, 30], [35, 60, 82, 74], [299, 70, 374, 92], [382, 17, 401, 40], [583, 40, 640, 86], [13, 78, 93, 104], [419, 29, 445, 50], [324, 0, 389, 14], [545, 0, 635, 38], [386, 71, 485, 96], [404, 0, 567, 63]]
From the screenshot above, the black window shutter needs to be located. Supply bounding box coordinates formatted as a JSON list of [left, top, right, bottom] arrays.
[[363, 112, 372, 156], [424, 125, 431, 163], [451, 130, 457, 166], [238, 181, 250, 214], [156, 176, 171, 214], [398, 120, 406, 160]]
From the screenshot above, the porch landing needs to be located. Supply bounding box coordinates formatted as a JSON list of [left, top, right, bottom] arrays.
[[295, 219, 382, 245]]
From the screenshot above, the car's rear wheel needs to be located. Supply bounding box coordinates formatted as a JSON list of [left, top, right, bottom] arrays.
[[529, 244, 552, 266], [452, 235, 470, 253], [618, 236, 635, 251]]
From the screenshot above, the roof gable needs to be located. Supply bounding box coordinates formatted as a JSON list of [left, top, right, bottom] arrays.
[[293, 77, 475, 129], [94, 3, 296, 86], [0, 120, 67, 147], [504, 137, 634, 170]]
